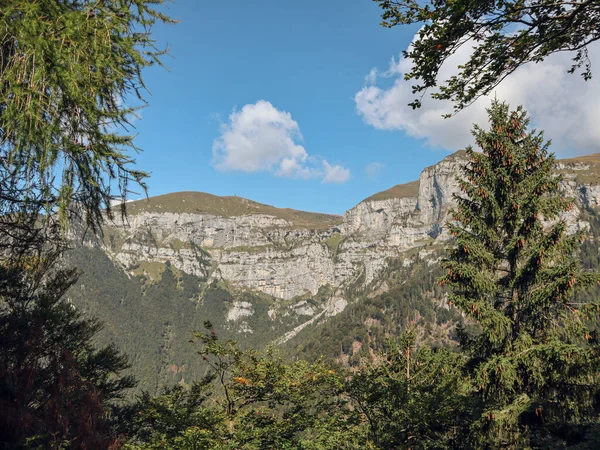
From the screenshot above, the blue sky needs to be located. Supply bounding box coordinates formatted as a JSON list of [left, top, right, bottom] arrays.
[[130, 0, 600, 215]]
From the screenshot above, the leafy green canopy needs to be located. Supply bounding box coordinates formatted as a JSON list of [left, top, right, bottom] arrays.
[[126, 323, 361, 449], [0, 0, 172, 234], [376, 1, 600, 113], [440, 100, 600, 447]]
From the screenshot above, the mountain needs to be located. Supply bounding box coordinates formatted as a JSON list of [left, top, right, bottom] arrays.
[[66, 151, 600, 392]]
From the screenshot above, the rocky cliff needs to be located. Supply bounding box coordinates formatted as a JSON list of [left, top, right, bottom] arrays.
[[92, 151, 600, 335]]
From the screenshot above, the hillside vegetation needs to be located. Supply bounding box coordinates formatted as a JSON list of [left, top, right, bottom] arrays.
[[65, 246, 334, 395], [363, 180, 419, 202], [557, 153, 600, 184], [126, 191, 343, 229]]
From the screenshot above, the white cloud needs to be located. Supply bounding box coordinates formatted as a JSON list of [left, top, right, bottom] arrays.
[[322, 161, 351, 184], [365, 162, 384, 179], [355, 37, 600, 155], [365, 68, 378, 85], [213, 100, 350, 183], [213, 100, 306, 173]]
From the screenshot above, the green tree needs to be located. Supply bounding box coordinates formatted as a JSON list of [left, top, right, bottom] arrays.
[[124, 380, 225, 449], [347, 330, 470, 449], [376, 1, 600, 113], [440, 100, 600, 447], [0, 254, 135, 449], [0, 2, 174, 447], [126, 324, 362, 449], [195, 323, 356, 449], [0, 0, 172, 239]]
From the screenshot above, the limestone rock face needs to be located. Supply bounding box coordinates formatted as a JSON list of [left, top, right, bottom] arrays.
[[96, 152, 600, 312], [104, 211, 340, 300], [556, 158, 600, 209], [415, 152, 466, 226], [342, 196, 417, 239]]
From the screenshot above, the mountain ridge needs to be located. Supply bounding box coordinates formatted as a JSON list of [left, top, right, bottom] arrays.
[[67, 150, 600, 393], [99, 150, 600, 302], [126, 191, 343, 230], [123, 151, 600, 220]]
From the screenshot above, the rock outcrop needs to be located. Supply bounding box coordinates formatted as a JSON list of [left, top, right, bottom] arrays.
[[95, 151, 600, 323]]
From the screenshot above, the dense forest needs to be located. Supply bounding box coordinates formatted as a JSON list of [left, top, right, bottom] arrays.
[[2, 1, 600, 449], [65, 246, 298, 394]]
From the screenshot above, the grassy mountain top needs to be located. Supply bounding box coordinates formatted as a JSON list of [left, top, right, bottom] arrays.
[[126, 191, 342, 229], [557, 153, 600, 184], [363, 181, 420, 202], [124, 153, 600, 223], [559, 153, 600, 164], [442, 149, 468, 161], [362, 151, 600, 205]]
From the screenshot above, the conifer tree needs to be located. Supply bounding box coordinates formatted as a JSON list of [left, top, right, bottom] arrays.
[[0, 3, 174, 447], [441, 100, 600, 447], [347, 330, 470, 449], [0, 254, 135, 448], [0, 0, 173, 242]]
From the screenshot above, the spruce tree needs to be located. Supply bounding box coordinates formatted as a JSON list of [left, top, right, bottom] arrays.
[[441, 100, 600, 447], [0, 254, 135, 448], [347, 330, 471, 449]]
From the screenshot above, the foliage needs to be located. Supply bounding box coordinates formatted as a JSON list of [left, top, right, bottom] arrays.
[[65, 246, 324, 395], [126, 325, 362, 449], [0, 2, 175, 447], [440, 100, 600, 447], [0, 0, 172, 236], [0, 254, 134, 449], [376, 0, 600, 113], [0, 162, 64, 260], [347, 330, 471, 449], [122, 380, 225, 449]]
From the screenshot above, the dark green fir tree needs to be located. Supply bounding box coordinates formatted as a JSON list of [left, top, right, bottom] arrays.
[[0, 254, 135, 449], [440, 100, 600, 448], [346, 330, 471, 449]]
